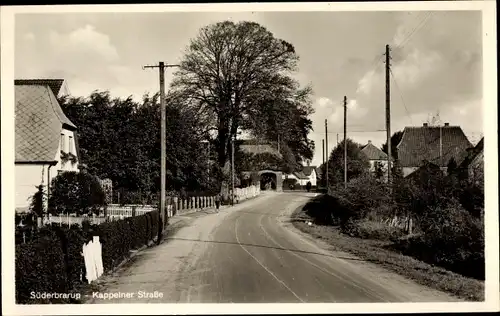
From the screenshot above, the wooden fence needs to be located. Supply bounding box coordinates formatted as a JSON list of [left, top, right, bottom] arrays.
[[43, 185, 261, 226]]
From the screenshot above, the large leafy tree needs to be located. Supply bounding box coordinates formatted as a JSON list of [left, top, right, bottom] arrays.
[[59, 91, 211, 200], [170, 21, 315, 184], [323, 138, 370, 186]]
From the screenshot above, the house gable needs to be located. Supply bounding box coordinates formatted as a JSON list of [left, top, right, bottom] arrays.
[[15, 81, 77, 163], [360, 141, 388, 161]]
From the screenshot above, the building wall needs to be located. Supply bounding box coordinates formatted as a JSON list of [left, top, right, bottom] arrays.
[[55, 128, 79, 175], [309, 170, 317, 186], [403, 167, 418, 177], [15, 164, 51, 212]]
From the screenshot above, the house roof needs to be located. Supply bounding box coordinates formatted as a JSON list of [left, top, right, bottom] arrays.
[[459, 137, 484, 169], [302, 166, 317, 176], [360, 142, 389, 160], [239, 139, 282, 158], [293, 171, 310, 180], [397, 125, 472, 168], [15, 82, 77, 162], [15, 79, 65, 97]]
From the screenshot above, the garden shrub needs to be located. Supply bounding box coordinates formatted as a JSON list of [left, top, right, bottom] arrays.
[[16, 235, 68, 304], [49, 171, 106, 215], [15, 210, 163, 304]]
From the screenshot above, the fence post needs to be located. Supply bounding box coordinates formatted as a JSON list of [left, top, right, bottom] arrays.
[[190, 197, 194, 209], [132, 206, 136, 217]]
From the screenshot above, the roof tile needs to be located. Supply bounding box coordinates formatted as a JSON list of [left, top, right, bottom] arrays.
[[15, 83, 76, 162], [361, 142, 388, 160], [397, 126, 472, 167]]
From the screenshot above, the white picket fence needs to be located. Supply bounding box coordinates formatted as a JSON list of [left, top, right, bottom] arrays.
[[235, 185, 261, 202], [44, 185, 262, 226]]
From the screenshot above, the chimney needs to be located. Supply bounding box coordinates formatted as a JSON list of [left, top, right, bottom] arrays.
[[368, 140, 372, 144], [444, 123, 449, 126], [423, 123, 428, 127]]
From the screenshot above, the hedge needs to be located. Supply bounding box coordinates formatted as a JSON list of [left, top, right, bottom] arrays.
[[15, 211, 163, 304]]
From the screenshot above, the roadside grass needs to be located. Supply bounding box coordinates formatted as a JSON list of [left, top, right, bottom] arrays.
[[291, 207, 485, 302]]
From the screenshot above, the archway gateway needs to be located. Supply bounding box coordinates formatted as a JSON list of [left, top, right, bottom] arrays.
[[258, 170, 283, 192], [240, 170, 283, 192]]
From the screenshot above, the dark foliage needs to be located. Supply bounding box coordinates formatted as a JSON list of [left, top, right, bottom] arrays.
[[15, 211, 163, 304], [16, 234, 68, 304], [49, 171, 106, 215]]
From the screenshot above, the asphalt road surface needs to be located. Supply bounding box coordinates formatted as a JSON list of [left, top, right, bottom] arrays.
[[86, 192, 459, 303]]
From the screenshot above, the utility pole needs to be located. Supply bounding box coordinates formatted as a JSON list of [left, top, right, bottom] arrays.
[[385, 44, 392, 184], [337, 133, 339, 145], [343, 96, 348, 188], [143, 61, 179, 230], [325, 119, 329, 191], [322, 139, 325, 166], [231, 135, 235, 206]]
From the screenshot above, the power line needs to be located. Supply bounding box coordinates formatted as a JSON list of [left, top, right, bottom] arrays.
[[389, 68, 413, 125], [396, 12, 438, 50], [394, 12, 432, 48], [311, 130, 386, 134]]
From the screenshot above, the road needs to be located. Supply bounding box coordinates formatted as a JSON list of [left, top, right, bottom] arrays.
[[86, 192, 459, 303]]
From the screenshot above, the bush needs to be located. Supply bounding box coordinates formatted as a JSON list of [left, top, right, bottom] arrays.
[[342, 220, 406, 241], [302, 194, 338, 225], [393, 200, 485, 280], [16, 209, 163, 304], [330, 176, 393, 225], [49, 171, 106, 215], [16, 234, 68, 304]]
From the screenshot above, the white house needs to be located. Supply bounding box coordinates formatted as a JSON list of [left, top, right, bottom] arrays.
[[282, 165, 318, 187], [15, 79, 80, 213]]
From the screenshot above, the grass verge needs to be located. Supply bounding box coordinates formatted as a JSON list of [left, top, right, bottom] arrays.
[[291, 206, 485, 302]]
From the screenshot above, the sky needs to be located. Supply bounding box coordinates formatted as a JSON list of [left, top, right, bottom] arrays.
[[14, 9, 483, 167]]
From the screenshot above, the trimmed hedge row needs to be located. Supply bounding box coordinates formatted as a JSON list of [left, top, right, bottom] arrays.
[[15, 211, 162, 304]]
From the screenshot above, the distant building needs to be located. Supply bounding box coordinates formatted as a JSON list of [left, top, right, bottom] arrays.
[[15, 79, 80, 212], [282, 162, 318, 188], [360, 140, 391, 179], [458, 137, 484, 185], [396, 123, 472, 177], [238, 139, 283, 191]]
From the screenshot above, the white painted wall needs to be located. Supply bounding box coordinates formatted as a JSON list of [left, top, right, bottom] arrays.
[[15, 128, 80, 212], [403, 167, 418, 177], [309, 170, 317, 186], [55, 128, 79, 174]]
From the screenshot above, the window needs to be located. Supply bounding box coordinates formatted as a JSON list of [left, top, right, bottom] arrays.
[[69, 136, 73, 154], [60, 133, 65, 151]]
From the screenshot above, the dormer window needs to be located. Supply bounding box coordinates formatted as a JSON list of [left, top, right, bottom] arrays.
[[69, 136, 74, 154], [60, 133, 65, 151]]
